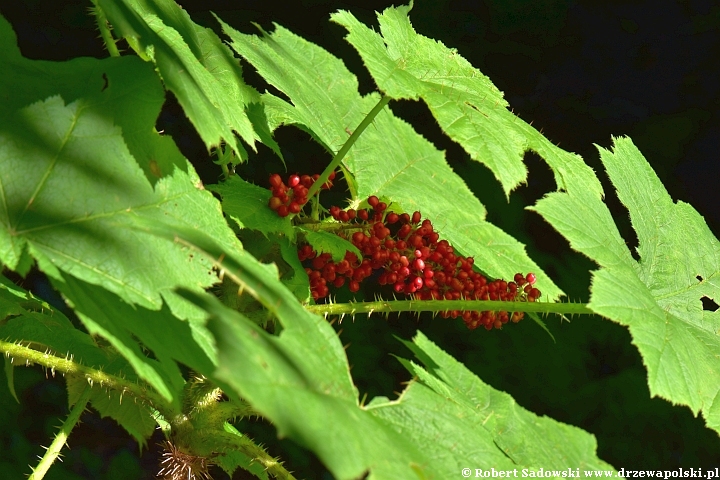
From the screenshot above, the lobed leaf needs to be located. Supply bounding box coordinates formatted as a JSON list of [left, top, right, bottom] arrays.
[[218, 16, 563, 300], [145, 221, 616, 477], [97, 0, 281, 161], [0, 278, 160, 444], [532, 136, 720, 434], [332, 5, 603, 200], [0, 22, 240, 410], [374, 331, 618, 472]]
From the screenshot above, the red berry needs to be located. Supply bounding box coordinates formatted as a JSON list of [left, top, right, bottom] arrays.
[[368, 196, 379, 208], [269, 174, 282, 188], [288, 174, 300, 188], [349, 280, 360, 292], [526, 273, 537, 285], [277, 205, 289, 217], [289, 202, 301, 214], [268, 196, 282, 211], [293, 185, 308, 198], [412, 211, 421, 224]]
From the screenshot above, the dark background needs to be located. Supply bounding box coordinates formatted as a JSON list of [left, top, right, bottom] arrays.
[[1, 0, 720, 478]]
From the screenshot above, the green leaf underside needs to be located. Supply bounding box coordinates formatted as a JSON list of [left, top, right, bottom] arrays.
[[330, 6, 604, 201], [298, 227, 362, 263], [218, 16, 564, 300], [0, 16, 186, 186], [97, 0, 279, 160], [209, 176, 294, 239], [0, 41, 241, 413], [533, 136, 720, 434]]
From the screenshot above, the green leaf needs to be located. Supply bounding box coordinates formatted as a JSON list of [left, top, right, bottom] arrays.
[[209, 176, 294, 239], [186, 290, 434, 479], [532, 136, 720, 435], [3, 356, 17, 403], [0, 279, 109, 369], [331, 6, 523, 194], [0, 15, 186, 185], [298, 227, 361, 263], [57, 274, 217, 404], [378, 332, 617, 471], [148, 222, 613, 477], [0, 95, 240, 318], [97, 0, 280, 161], [219, 17, 563, 300], [331, 5, 604, 202], [278, 235, 311, 302], [66, 364, 157, 446]]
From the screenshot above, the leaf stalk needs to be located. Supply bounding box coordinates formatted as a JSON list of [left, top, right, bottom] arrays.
[[306, 95, 391, 199]]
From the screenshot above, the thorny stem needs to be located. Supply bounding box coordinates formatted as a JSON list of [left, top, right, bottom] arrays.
[[90, 1, 120, 57], [204, 430, 297, 480], [29, 385, 92, 480], [306, 95, 391, 199], [305, 298, 594, 317], [0, 340, 174, 420]]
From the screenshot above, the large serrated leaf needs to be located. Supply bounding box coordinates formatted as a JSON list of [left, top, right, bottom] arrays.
[[96, 0, 280, 161], [0, 15, 186, 186], [532, 136, 720, 435], [0, 95, 238, 317], [218, 16, 563, 300], [58, 274, 217, 404], [138, 220, 615, 477], [377, 332, 618, 472], [331, 5, 604, 201]]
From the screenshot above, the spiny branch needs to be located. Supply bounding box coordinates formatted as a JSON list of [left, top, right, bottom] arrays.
[[305, 298, 594, 317]]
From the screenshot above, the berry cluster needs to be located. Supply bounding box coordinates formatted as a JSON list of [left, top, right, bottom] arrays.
[[296, 195, 541, 331], [267, 172, 336, 217]]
